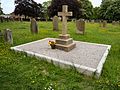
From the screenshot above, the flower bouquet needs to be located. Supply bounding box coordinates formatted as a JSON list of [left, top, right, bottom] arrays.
[[48, 40, 56, 49]]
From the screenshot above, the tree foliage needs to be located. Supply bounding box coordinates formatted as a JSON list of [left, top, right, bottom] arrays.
[[80, 0, 93, 19], [92, 7, 100, 20], [0, 1, 3, 15], [48, 0, 83, 19], [105, 0, 120, 20], [0, 8, 3, 15], [14, 0, 43, 18], [99, 0, 120, 21], [42, 0, 51, 19]]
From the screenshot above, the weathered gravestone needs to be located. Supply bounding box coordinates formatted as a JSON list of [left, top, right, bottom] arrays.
[[112, 21, 116, 25], [99, 20, 102, 27], [0, 16, 3, 23], [112, 21, 120, 25], [103, 20, 107, 28], [4, 29, 13, 44], [91, 20, 95, 24], [53, 15, 59, 31], [76, 19, 85, 35], [115, 21, 120, 25], [55, 5, 76, 52], [30, 18, 38, 34]]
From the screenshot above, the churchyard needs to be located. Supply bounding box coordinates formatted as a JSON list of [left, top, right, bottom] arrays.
[[0, 20, 120, 89]]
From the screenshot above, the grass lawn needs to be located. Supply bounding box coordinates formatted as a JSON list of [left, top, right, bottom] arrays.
[[0, 21, 120, 90]]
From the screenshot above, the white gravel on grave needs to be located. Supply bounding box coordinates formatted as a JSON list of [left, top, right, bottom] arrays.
[[11, 38, 111, 77]]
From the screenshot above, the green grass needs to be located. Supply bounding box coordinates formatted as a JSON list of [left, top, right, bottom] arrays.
[[0, 21, 120, 90]]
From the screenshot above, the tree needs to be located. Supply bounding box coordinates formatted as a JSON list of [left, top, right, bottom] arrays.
[[92, 7, 100, 20], [48, 0, 83, 19], [0, 1, 3, 15], [99, 0, 120, 21], [80, 0, 93, 19], [42, 0, 52, 21], [105, 0, 120, 21], [14, 0, 43, 34], [0, 8, 3, 15], [14, 0, 43, 18]]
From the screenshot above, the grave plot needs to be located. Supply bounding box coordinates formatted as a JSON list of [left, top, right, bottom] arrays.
[[11, 38, 111, 78]]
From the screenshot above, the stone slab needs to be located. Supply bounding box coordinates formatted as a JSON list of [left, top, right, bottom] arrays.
[[11, 38, 111, 78]]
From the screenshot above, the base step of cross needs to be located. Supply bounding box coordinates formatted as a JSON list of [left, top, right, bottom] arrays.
[[56, 38, 73, 45], [56, 43, 76, 52]]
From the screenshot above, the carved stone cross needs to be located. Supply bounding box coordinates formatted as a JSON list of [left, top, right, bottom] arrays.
[[58, 5, 72, 35]]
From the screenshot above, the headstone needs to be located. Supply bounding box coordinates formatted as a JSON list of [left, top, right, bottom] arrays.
[[55, 5, 76, 52], [76, 19, 85, 34], [85, 20, 89, 23], [53, 16, 59, 31], [0, 16, 3, 23], [72, 19, 76, 22], [91, 20, 95, 24], [118, 21, 120, 25], [116, 21, 120, 25], [112, 21, 116, 25], [30, 18, 38, 34], [4, 29, 13, 44], [99, 20, 102, 27], [112, 21, 120, 25], [103, 20, 107, 28]]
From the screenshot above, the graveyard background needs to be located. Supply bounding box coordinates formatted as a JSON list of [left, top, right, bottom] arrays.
[[0, 21, 120, 89]]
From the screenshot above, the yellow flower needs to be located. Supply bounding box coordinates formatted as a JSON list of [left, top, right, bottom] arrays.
[[48, 41, 56, 45]]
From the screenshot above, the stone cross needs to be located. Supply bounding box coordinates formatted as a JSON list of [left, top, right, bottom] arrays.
[[58, 5, 72, 35]]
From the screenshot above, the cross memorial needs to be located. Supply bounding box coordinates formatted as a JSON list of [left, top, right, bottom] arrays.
[[58, 5, 72, 35], [55, 5, 76, 52]]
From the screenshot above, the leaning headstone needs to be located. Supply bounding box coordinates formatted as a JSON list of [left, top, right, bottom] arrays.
[[76, 19, 85, 35], [103, 20, 107, 28], [4, 29, 13, 44], [53, 16, 59, 31], [30, 18, 38, 34]]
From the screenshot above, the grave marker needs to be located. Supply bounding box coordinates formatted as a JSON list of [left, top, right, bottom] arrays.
[[53, 16, 59, 31], [4, 29, 13, 44], [30, 18, 38, 34], [103, 20, 107, 28], [76, 19, 85, 35], [55, 5, 76, 52]]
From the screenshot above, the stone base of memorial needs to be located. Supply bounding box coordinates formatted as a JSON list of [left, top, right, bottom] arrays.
[[55, 34, 76, 52]]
